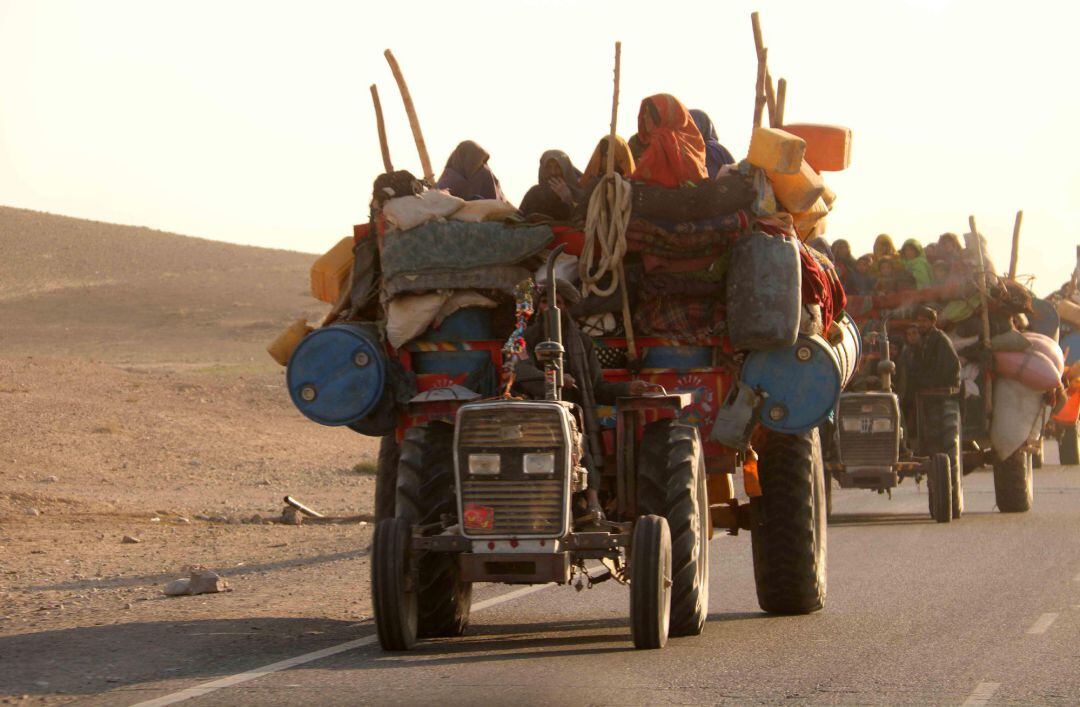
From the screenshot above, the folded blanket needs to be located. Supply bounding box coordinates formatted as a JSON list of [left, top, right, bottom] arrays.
[[384, 265, 531, 299], [381, 220, 554, 282], [631, 171, 757, 222]]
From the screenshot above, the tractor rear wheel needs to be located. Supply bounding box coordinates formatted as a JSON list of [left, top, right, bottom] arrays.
[[993, 449, 1033, 513], [396, 422, 472, 637], [1059, 423, 1079, 466], [637, 420, 709, 637], [630, 515, 672, 650], [750, 428, 827, 615], [374, 435, 400, 523]]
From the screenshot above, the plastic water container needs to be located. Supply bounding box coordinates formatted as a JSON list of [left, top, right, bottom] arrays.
[[741, 313, 861, 434], [412, 307, 495, 376], [267, 318, 312, 366], [310, 237, 354, 304], [768, 159, 825, 214], [287, 323, 386, 426], [642, 346, 713, 370], [747, 127, 806, 175], [727, 232, 802, 351], [780, 124, 852, 172], [793, 196, 829, 241]]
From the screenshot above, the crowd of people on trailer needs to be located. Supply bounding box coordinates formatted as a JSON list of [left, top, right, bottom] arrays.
[[430, 94, 736, 219], [814, 233, 972, 298]]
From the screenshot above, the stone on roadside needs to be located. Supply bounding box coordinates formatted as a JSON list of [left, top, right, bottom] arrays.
[[163, 578, 192, 596], [41, 475, 59, 483], [25, 508, 41, 517], [121, 535, 141, 544], [188, 569, 229, 594], [163, 569, 230, 597]]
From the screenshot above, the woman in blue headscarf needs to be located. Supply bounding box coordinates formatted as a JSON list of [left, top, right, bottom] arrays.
[[689, 109, 736, 178]]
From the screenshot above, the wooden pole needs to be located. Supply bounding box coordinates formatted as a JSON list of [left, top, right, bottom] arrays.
[[369, 84, 393, 174], [607, 41, 637, 364], [1007, 209, 1023, 280], [606, 42, 621, 179], [969, 216, 992, 348], [753, 48, 768, 129], [751, 12, 777, 126], [383, 49, 434, 184], [969, 215, 993, 410], [775, 77, 787, 127]]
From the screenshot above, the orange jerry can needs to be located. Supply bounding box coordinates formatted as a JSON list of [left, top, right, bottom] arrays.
[[310, 237, 355, 304], [780, 124, 852, 172]]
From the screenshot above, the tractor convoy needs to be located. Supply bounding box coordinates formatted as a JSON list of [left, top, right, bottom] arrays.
[[269, 17, 1073, 652]]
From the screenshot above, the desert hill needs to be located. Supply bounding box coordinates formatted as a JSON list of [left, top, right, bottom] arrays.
[[0, 206, 327, 363]]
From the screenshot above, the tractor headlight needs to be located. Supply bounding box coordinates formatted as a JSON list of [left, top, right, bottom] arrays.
[[871, 418, 894, 433], [841, 417, 862, 432], [523, 452, 555, 475], [468, 453, 501, 476]]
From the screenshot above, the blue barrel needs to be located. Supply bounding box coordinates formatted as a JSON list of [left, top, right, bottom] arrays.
[[1063, 332, 1080, 366], [413, 307, 494, 376], [287, 323, 386, 426], [642, 346, 712, 370], [741, 313, 861, 434], [1029, 298, 1060, 341]]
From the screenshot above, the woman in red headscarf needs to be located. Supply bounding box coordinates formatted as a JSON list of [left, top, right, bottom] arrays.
[[630, 94, 708, 188]]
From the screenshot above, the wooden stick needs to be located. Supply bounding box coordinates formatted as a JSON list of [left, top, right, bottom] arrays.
[[751, 12, 777, 125], [969, 215, 994, 413], [1008, 209, 1023, 280], [383, 49, 434, 184], [607, 40, 637, 363], [753, 48, 768, 129], [765, 70, 777, 126], [774, 77, 787, 127], [606, 42, 621, 179], [969, 215, 992, 350], [369, 84, 393, 174]]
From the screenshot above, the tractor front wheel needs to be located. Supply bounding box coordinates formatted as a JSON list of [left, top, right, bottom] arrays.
[[630, 515, 672, 650]]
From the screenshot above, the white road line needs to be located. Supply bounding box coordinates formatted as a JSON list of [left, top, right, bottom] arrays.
[[1026, 613, 1059, 635], [961, 681, 1001, 706], [131, 573, 601, 707]]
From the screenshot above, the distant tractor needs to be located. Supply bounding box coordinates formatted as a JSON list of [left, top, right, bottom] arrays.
[[825, 322, 960, 523]]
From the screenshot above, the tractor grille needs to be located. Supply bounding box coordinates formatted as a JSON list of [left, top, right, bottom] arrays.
[[458, 408, 565, 448], [838, 394, 899, 467], [460, 478, 564, 536], [838, 431, 898, 467]]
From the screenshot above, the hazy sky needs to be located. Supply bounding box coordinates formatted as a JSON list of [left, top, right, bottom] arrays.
[[2, 0, 1078, 294]]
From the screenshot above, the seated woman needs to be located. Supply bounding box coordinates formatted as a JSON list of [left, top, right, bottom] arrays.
[[436, 140, 508, 202], [629, 94, 708, 188], [518, 150, 584, 220], [689, 109, 736, 178]]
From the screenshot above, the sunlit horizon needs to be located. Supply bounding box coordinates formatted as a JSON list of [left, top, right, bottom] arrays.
[[2, 0, 1078, 295]]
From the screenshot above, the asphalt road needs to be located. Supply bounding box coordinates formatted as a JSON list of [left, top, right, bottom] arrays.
[[15, 461, 1080, 705]]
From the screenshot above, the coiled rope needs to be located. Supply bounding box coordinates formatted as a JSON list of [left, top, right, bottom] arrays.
[[579, 174, 632, 298]]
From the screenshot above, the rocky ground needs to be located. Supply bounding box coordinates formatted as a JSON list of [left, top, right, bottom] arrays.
[[0, 207, 380, 702]]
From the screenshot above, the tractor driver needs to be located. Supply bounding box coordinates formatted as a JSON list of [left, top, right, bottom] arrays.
[[514, 279, 648, 524], [910, 306, 962, 476]]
